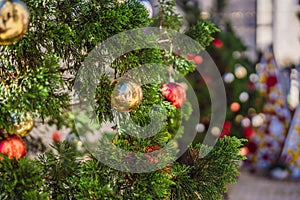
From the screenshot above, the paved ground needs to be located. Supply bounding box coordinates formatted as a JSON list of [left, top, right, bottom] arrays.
[[228, 169, 300, 200]]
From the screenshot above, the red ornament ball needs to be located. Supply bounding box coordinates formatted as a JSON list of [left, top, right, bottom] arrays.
[[247, 81, 256, 91], [266, 75, 278, 88], [161, 82, 186, 108], [193, 55, 203, 65], [239, 147, 249, 156], [220, 121, 231, 138], [243, 127, 254, 139], [144, 144, 161, 164], [144, 144, 161, 153], [52, 131, 62, 142], [212, 39, 223, 48], [186, 55, 195, 61], [247, 141, 258, 153], [0, 135, 26, 160]]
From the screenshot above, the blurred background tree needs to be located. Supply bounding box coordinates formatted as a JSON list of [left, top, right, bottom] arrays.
[[186, 0, 262, 143]]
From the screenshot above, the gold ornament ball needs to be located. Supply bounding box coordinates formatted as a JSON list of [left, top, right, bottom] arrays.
[[111, 77, 143, 112], [0, 0, 30, 45], [15, 119, 34, 137]]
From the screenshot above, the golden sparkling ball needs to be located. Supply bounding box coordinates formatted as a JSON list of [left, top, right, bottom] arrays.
[[15, 118, 34, 137], [111, 77, 143, 112], [0, 0, 30, 45]]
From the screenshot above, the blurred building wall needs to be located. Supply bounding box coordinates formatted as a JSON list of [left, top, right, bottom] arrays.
[[198, 0, 300, 65], [224, 0, 257, 61], [224, 0, 300, 65], [272, 0, 300, 67], [199, 0, 257, 60]]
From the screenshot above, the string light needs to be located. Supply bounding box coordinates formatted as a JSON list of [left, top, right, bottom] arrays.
[[249, 73, 259, 83], [235, 65, 247, 79], [239, 92, 249, 102], [211, 127, 221, 137], [195, 123, 206, 132], [223, 73, 235, 83], [230, 102, 241, 112]]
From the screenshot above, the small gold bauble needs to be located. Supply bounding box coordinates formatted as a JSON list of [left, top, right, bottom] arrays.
[[111, 77, 143, 112], [0, 0, 30, 45], [15, 118, 34, 137]]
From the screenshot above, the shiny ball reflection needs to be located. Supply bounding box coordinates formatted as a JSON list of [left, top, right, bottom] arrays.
[[0, 0, 30, 45], [111, 77, 143, 112]]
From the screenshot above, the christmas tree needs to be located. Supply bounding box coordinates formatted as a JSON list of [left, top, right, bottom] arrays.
[[0, 0, 245, 199], [187, 0, 261, 145]]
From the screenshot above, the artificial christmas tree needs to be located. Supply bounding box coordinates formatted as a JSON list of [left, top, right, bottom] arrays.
[[0, 0, 245, 199]]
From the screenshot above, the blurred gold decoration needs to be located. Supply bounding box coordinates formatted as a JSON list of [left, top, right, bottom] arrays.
[[111, 77, 143, 112], [234, 65, 247, 79], [0, 0, 30, 45], [15, 117, 34, 137]]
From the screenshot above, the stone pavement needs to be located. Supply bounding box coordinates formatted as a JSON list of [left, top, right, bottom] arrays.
[[228, 169, 300, 200]]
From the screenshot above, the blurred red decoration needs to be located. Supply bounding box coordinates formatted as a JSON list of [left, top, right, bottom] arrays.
[[247, 141, 258, 153], [144, 144, 161, 153], [162, 164, 172, 174], [52, 131, 62, 142], [247, 81, 256, 91], [243, 127, 254, 139], [0, 135, 26, 160], [190, 149, 199, 159], [161, 82, 186, 108], [266, 75, 278, 88], [212, 38, 223, 48], [186, 55, 195, 60], [230, 102, 240, 112], [193, 55, 203, 65], [239, 147, 249, 156], [220, 121, 231, 138], [123, 173, 130, 183], [144, 144, 161, 164], [199, 76, 213, 84]]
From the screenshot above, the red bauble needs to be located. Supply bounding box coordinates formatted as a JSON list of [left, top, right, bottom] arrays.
[[186, 55, 195, 61], [220, 121, 231, 138], [247, 141, 258, 153], [247, 81, 256, 91], [161, 82, 186, 108], [0, 135, 26, 160], [243, 127, 254, 139], [266, 75, 278, 88], [230, 102, 240, 112], [144, 144, 161, 164], [144, 144, 161, 153], [52, 131, 62, 142], [239, 147, 249, 156], [193, 55, 203, 65], [212, 39, 223, 48]]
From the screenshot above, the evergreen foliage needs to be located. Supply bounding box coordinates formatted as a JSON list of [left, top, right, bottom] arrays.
[[0, 0, 245, 199], [0, 138, 245, 199]]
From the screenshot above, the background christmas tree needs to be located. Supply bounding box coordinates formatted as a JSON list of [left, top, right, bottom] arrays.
[[187, 0, 262, 144], [0, 0, 245, 199]]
